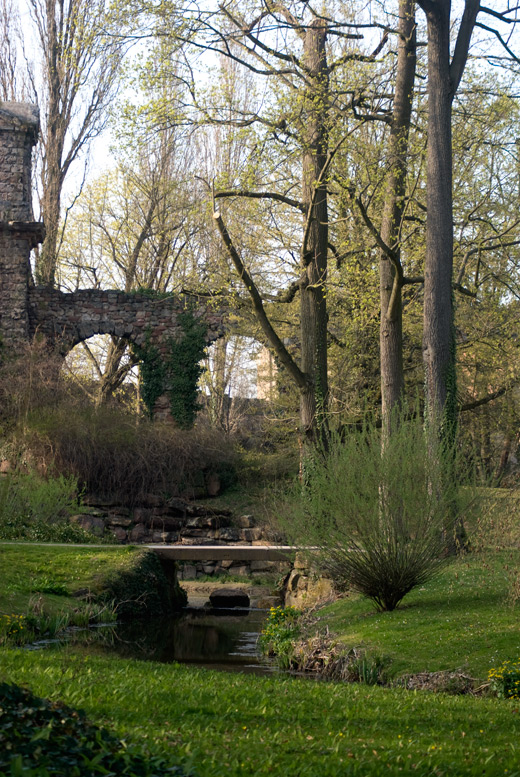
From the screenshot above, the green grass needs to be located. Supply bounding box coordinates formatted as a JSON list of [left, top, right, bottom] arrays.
[[318, 550, 520, 681], [0, 543, 163, 617], [1, 648, 519, 777], [2, 504, 520, 775]]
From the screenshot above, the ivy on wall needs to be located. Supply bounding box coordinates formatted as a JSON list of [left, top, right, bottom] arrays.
[[165, 311, 207, 428], [132, 309, 207, 428], [131, 338, 165, 419]]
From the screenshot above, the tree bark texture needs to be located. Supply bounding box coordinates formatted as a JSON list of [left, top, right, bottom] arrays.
[[300, 19, 329, 440], [379, 0, 416, 432], [422, 0, 455, 427]]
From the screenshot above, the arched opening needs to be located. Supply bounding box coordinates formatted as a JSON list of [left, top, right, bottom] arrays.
[[63, 334, 138, 411]]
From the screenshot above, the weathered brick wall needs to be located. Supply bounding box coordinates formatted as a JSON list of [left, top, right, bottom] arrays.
[[0, 102, 38, 222], [27, 287, 224, 355]]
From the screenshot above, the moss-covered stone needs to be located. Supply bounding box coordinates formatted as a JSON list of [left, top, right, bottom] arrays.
[[97, 548, 187, 618]]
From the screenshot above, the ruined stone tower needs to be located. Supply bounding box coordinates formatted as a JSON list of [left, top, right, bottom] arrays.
[[0, 102, 44, 354]]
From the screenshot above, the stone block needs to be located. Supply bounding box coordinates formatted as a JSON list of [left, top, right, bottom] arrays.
[[181, 564, 197, 580], [231, 565, 250, 577], [70, 514, 105, 537], [129, 523, 147, 542], [111, 526, 128, 543], [106, 514, 132, 527], [235, 515, 254, 528], [239, 528, 264, 542], [217, 527, 240, 542]]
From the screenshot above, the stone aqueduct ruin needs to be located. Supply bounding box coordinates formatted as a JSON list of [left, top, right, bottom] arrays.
[[0, 102, 224, 411]]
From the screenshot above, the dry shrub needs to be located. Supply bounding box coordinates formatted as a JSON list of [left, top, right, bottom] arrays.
[[22, 404, 237, 506], [470, 489, 520, 552], [0, 340, 67, 432]]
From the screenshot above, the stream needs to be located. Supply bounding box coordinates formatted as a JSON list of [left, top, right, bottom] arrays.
[[29, 585, 278, 675]]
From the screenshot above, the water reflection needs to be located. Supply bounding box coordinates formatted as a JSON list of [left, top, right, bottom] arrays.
[[76, 608, 274, 675]]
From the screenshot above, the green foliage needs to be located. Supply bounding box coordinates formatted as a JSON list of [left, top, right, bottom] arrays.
[[488, 659, 520, 700], [165, 311, 207, 428], [98, 549, 187, 617], [132, 310, 207, 427], [258, 605, 301, 666], [0, 683, 188, 776], [0, 470, 91, 543], [279, 412, 474, 611], [132, 338, 166, 419]]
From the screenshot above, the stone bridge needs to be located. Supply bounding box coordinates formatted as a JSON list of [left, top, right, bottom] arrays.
[[0, 101, 225, 401]]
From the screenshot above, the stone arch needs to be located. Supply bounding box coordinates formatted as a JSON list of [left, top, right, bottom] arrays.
[[0, 101, 225, 419], [27, 287, 223, 358]]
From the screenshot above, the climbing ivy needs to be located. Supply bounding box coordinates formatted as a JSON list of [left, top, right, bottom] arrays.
[[165, 311, 207, 428], [131, 337, 165, 419], [132, 310, 207, 427]]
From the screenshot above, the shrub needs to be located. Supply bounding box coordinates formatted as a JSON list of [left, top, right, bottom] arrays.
[[22, 404, 237, 506], [0, 469, 92, 542], [258, 605, 301, 667], [97, 549, 187, 617], [0, 682, 188, 776], [279, 413, 474, 611], [488, 659, 520, 699]]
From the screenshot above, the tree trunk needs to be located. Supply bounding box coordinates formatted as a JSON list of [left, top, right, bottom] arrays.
[[379, 0, 416, 435], [300, 19, 329, 441], [422, 1, 456, 433]]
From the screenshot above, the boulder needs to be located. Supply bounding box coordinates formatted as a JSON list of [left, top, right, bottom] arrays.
[[111, 526, 128, 543], [70, 514, 105, 536], [209, 587, 250, 608], [129, 523, 147, 542]]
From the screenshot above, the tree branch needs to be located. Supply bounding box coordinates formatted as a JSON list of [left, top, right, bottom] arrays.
[[460, 384, 512, 412], [214, 189, 305, 212], [213, 209, 307, 390]]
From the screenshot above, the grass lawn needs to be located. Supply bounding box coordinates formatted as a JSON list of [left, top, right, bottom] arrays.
[[2, 515, 520, 776], [1, 648, 520, 777], [0, 543, 155, 616]]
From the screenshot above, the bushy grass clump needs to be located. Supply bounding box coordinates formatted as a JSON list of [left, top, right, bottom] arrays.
[[279, 415, 474, 611]]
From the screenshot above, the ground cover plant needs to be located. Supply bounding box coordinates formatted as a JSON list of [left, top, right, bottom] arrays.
[[2, 648, 520, 777], [0, 469, 92, 543], [0, 682, 188, 776]]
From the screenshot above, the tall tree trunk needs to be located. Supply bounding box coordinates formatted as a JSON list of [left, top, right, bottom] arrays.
[[379, 0, 416, 434], [300, 19, 329, 441], [422, 1, 455, 433]]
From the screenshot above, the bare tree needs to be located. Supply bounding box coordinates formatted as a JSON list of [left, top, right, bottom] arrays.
[[27, 0, 127, 287], [0, 0, 30, 100]]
